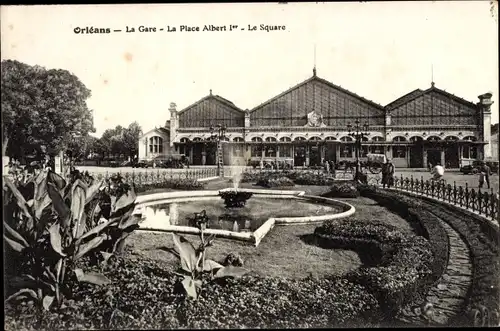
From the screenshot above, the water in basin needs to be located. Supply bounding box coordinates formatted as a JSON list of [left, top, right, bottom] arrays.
[[139, 197, 341, 232]]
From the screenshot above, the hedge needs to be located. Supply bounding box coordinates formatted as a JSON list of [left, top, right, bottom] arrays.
[[314, 219, 434, 318]]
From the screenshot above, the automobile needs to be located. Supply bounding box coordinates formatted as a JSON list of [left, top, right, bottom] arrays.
[[109, 161, 121, 168], [460, 160, 498, 175], [120, 160, 132, 167], [486, 160, 499, 174], [132, 161, 149, 168]]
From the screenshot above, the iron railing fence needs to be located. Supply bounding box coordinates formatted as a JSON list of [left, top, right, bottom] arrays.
[[91, 167, 219, 186], [391, 174, 498, 223]]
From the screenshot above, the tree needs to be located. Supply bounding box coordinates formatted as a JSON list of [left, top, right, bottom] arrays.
[[1, 60, 95, 160], [123, 122, 142, 158]]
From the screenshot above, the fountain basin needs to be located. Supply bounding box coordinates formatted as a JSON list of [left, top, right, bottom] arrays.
[[133, 188, 355, 246]]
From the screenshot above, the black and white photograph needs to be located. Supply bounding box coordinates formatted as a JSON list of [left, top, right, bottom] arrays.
[[2, 2, 499, 329]]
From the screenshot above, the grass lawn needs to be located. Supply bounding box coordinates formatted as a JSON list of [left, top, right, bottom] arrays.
[[129, 181, 415, 279]]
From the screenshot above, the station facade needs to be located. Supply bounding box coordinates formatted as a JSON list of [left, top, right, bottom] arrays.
[[139, 69, 494, 168]]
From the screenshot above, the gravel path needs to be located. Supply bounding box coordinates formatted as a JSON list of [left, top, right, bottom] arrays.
[[397, 210, 473, 326]]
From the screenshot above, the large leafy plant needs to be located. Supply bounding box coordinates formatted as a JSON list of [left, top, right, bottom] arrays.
[[170, 210, 249, 300], [3, 168, 138, 311]]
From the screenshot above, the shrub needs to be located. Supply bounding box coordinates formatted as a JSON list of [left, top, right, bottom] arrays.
[[177, 275, 379, 328], [133, 178, 204, 193], [315, 219, 433, 317], [256, 176, 295, 188], [3, 169, 138, 312], [325, 183, 360, 198]]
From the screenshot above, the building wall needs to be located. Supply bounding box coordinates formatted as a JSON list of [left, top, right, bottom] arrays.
[[138, 129, 172, 161]]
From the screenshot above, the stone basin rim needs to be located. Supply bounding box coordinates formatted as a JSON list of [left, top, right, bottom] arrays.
[[134, 188, 356, 247]]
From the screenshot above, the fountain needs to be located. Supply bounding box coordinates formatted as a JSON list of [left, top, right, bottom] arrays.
[[219, 190, 253, 208], [133, 157, 356, 246]]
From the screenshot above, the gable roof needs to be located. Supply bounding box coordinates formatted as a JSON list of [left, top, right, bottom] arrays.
[[140, 127, 169, 139], [385, 89, 423, 110], [249, 74, 384, 113], [385, 85, 478, 110], [177, 94, 245, 115]]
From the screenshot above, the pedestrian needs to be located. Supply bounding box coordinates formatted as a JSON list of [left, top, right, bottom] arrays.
[[325, 159, 330, 174], [330, 160, 336, 177], [387, 158, 395, 188], [482, 162, 491, 189], [382, 159, 390, 188], [478, 167, 485, 189], [431, 163, 445, 182]]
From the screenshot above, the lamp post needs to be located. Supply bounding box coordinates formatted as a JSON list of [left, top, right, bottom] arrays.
[[209, 124, 227, 176], [347, 119, 369, 182]]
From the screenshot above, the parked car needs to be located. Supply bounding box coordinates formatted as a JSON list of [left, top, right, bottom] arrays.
[[460, 160, 499, 175], [132, 161, 149, 168], [109, 161, 121, 168], [486, 161, 499, 174], [120, 160, 132, 167]]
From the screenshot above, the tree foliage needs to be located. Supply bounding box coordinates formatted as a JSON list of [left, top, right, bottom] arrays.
[[1, 60, 95, 159]]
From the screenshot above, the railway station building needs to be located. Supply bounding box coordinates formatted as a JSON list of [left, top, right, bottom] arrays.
[[138, 69, 494, 168]]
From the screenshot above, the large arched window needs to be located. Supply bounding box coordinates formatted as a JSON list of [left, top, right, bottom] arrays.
[[251, 137, 263, 157], [462, 136, 478, 159], [279, 137, 292, 158], [392, 136, 406, 158], [340, 137, 353, 158], [149, 136, 164, 153], [264, 137, 277, 157], [370, 136, 384, 154], [232, 137, 244, 157]]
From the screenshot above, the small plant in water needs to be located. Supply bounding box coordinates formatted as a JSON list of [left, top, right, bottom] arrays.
[[170, 210, 249, 300]]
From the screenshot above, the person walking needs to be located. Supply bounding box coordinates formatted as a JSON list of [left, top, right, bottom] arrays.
[[483, 162, 491, 189], [479, 162, 491, 189], [381, 158, 394, 188]]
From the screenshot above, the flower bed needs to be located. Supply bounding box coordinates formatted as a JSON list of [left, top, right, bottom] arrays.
[[255, 176, 295, 188], [4, 255, 380, 330], [241, 170, 336, 186], [133, 178, 205, 193], [323, 183, 360, 198], [314, 219, 434, 317]]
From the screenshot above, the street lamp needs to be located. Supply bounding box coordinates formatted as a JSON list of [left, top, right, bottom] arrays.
[[209, 124, 227, 176], [347, 119, 370, 182]]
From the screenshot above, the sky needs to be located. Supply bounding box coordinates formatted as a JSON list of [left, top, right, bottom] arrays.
[[1, 2, 498, 137]]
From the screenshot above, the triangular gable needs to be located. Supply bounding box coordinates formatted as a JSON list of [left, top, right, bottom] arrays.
[[387, 86, 478, 110], [385, 89, 423, 110], [177, 94, 245, 116], [139, 127, 169, 139], [250, 75, 384, 113]]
